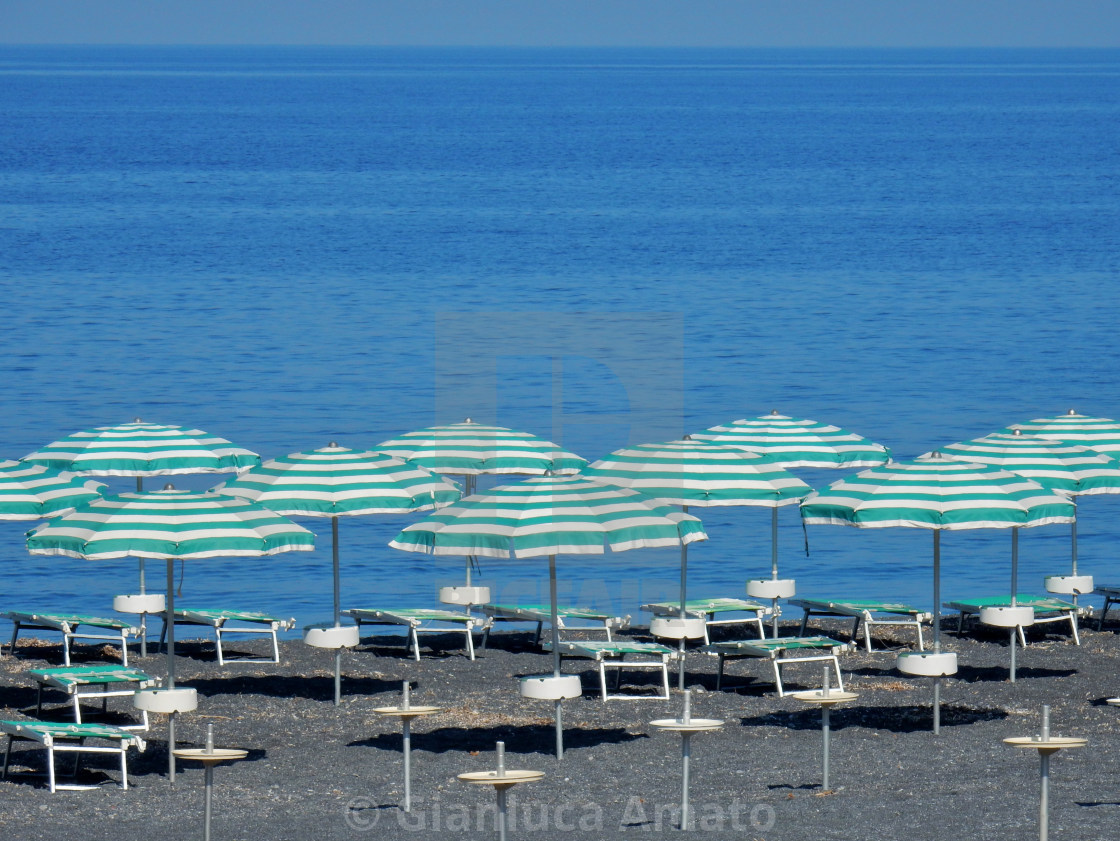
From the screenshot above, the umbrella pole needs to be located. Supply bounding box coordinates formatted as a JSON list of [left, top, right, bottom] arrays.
[[549, 554, 564, 761], [1010, 528, 1019, 683], [332, 515, 342, 706], [137, 478, 148, 658], [166, 558, 178, 784], [678, 506, 688, 690], [933, 531, 941, 736], [771, 508, 780, 638]]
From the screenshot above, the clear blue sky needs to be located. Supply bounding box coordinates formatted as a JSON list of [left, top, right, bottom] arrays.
[[2, 0, 1118, 47]]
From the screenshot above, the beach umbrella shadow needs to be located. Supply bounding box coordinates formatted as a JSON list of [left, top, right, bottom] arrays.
[[955, 664, 1077, 682], [351, 724, 646, 756], [186, 673, 401, 702]]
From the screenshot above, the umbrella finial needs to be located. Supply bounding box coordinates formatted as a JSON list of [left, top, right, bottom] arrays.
[[770, 409, 780, 416], [463, 417, 474, 424], [133, 417, 143, 423], [1067, 409, 1077, 416], [1012, 429, 1023, 436], [929, 451, 944, 459], [328, 441, 339, 448], [162, 483, 176, 490]]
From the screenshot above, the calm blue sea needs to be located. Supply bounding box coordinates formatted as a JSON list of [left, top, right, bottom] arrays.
[[2, 46, 1119, 636]]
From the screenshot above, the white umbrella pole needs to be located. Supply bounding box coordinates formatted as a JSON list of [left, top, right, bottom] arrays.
[[678, 507, 689, 690], [933, 530, 941, 736], [137, 478, 148, 657], [332, 515, 342, 705], [771, 507, 780, 637], [1071, 519, 1078, 576], [1010, 528, 1020, 683], [166, 558, 178, 783], [549, 554, 564, 760]]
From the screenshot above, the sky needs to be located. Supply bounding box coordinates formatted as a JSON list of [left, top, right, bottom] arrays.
[[2, 0, 1119, 48]]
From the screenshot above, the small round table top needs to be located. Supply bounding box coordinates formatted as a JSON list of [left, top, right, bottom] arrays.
[[1003, 736, 1087, 752], [791, 690, 859, 705], [172, 748, 249, 764], [457, 769, 545, 787], [373, 705, 443, 718], [649, 717, 724, 732]]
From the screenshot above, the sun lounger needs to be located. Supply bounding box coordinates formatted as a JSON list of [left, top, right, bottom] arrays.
[[641, 597, 771, 644], [479, 603, 630, 648], [701, 636, 853, 697], [158, 608, 295, 665], [1, 719, 146, 792], [28, 665, 160, 731], [544, 639, 678, 701], [5, 611, 140, 666], [344, 608, 480, 661], [1094, 584, 1120, 630], [792, 598, 930, 652], [944, 594, 1091, 645]]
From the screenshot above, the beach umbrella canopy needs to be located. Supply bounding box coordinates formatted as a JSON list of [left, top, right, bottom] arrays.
[[22, 419, 260, 478], [376, 419, 587, 478], [1006, 410, 1120, 457], [0, 459, 104, 520], [582, 438, 811, 646], [932, 430, 1120, 582], [693, 411, 890, 469], [217, 444, 462, 703], [25, 486, 314, 779], [800, 455, 1074, 730], [390, 474, 706, 759]]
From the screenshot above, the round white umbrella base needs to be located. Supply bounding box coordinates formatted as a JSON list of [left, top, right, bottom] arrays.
[[114, 593, 167, 613], [134, 687, 198, 714], [650, 616, 706, 640], [173, 748, 248, 764], [897, 651, 958, 677], [649, 718, 724, 732], [1044, 575, 1094, 595], [980, 605, 1035, 627], [792, 690, 859, 706], [458, 769, 545, 787], [303, 624, 360, 649], [746, 578, 796, 600], [519, 674, 582, 700], [440, 586, 491, 606], [1004, 736, 1087, 753]]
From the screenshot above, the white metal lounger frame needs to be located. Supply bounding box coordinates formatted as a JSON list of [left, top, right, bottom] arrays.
[[345, 609, 480, 661], [1, 721, 145, 792], [31, 666, 160, 732], [1095, 584, 1120, 630], [702, 637, 853, 697], [641, 599, 771, 644], [552, 641, 677, 701], [478, 604, 630, 648], [158, 610, 295, 665], [945, 599, 1090, 646], [792, 599, 929, 653], [6, 612, 139, 667]]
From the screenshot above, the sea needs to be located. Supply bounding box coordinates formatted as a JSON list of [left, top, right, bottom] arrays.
[[2, 46, 1119, 637]]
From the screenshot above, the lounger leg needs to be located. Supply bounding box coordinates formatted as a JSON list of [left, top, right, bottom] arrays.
[[119, 745, 128, 790], [62, 632, 72, 667], [831, 657, 843, 692], [534, 621, 543, 647], [465, 628, 476, 661], [36, 685, 44, 719], [158, 617, 168, 654], [8, 622, 19, 657], [47, 744, 57, 793], [772, 660, 785, 697], [119, 629, 129, 667], [1069, 613, 1080, 645], [916, 622, 925, 652], [410, 628, 421, 661], [215, 626, 226, 666], [605, 622, 613, 643], [599, 661, 608, 702], [715, 655, 725, 692], [1018, 624, 1028, 648], [857, 618, 871, 653], [3, 735, 13, 781], [799, 610, 809, 637], [754, 616, 765, 640], [271, 628, 281, 663], [481, 623, 492, 650], [660, 660, 670, 700]]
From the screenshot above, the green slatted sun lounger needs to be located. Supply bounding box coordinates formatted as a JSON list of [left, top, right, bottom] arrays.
[[344, 608, 481, 661], [1, 719, 146, 792], [1095, 584, 1120, 630], [543, 639, 678, 701], [701, 636, 854, 697], [5, 612, 140, 667], [28, 665, 161, 731], [792, 598, 930, 653], [641, 597, 771, 644], [479, 603, 630, 648], [158, 608, 295, 665], [944, 594, 1091, 646]]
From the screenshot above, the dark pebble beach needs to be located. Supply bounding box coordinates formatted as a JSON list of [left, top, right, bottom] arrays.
[[2, 617, 1119, 841]]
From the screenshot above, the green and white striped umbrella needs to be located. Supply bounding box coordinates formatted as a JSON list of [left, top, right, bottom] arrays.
[[932, 430, 1120, 578], [801, 455, 1074, 728], [391, 474, 705, 759], [218, 444, 461, 703], [693, 411, 890, 469], [583, 439, 811, 647], [22, 419, 261, 478], [26, 486, 313, 777], [0, 459, 104, 520], [1006, 410, 1120, 456], [376, 419, 587, 479]]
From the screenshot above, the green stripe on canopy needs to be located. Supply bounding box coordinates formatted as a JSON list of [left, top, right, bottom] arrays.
[[22, 421, 260, 477], [0, 460, 104, 520], [693, 411, 890, 469], [799, 456, 1075, 530], [582, 439, 810, 507], [1006, 410, 1120, 456], [391, 475, 706, 559], [376, 420, 586, 475], [217, 445, 461, 515], [26, 488, 316, 560], [932, 431, 1120, 496]]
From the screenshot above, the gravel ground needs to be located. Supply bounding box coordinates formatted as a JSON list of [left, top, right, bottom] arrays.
[[2, 617, 1119, 841]]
